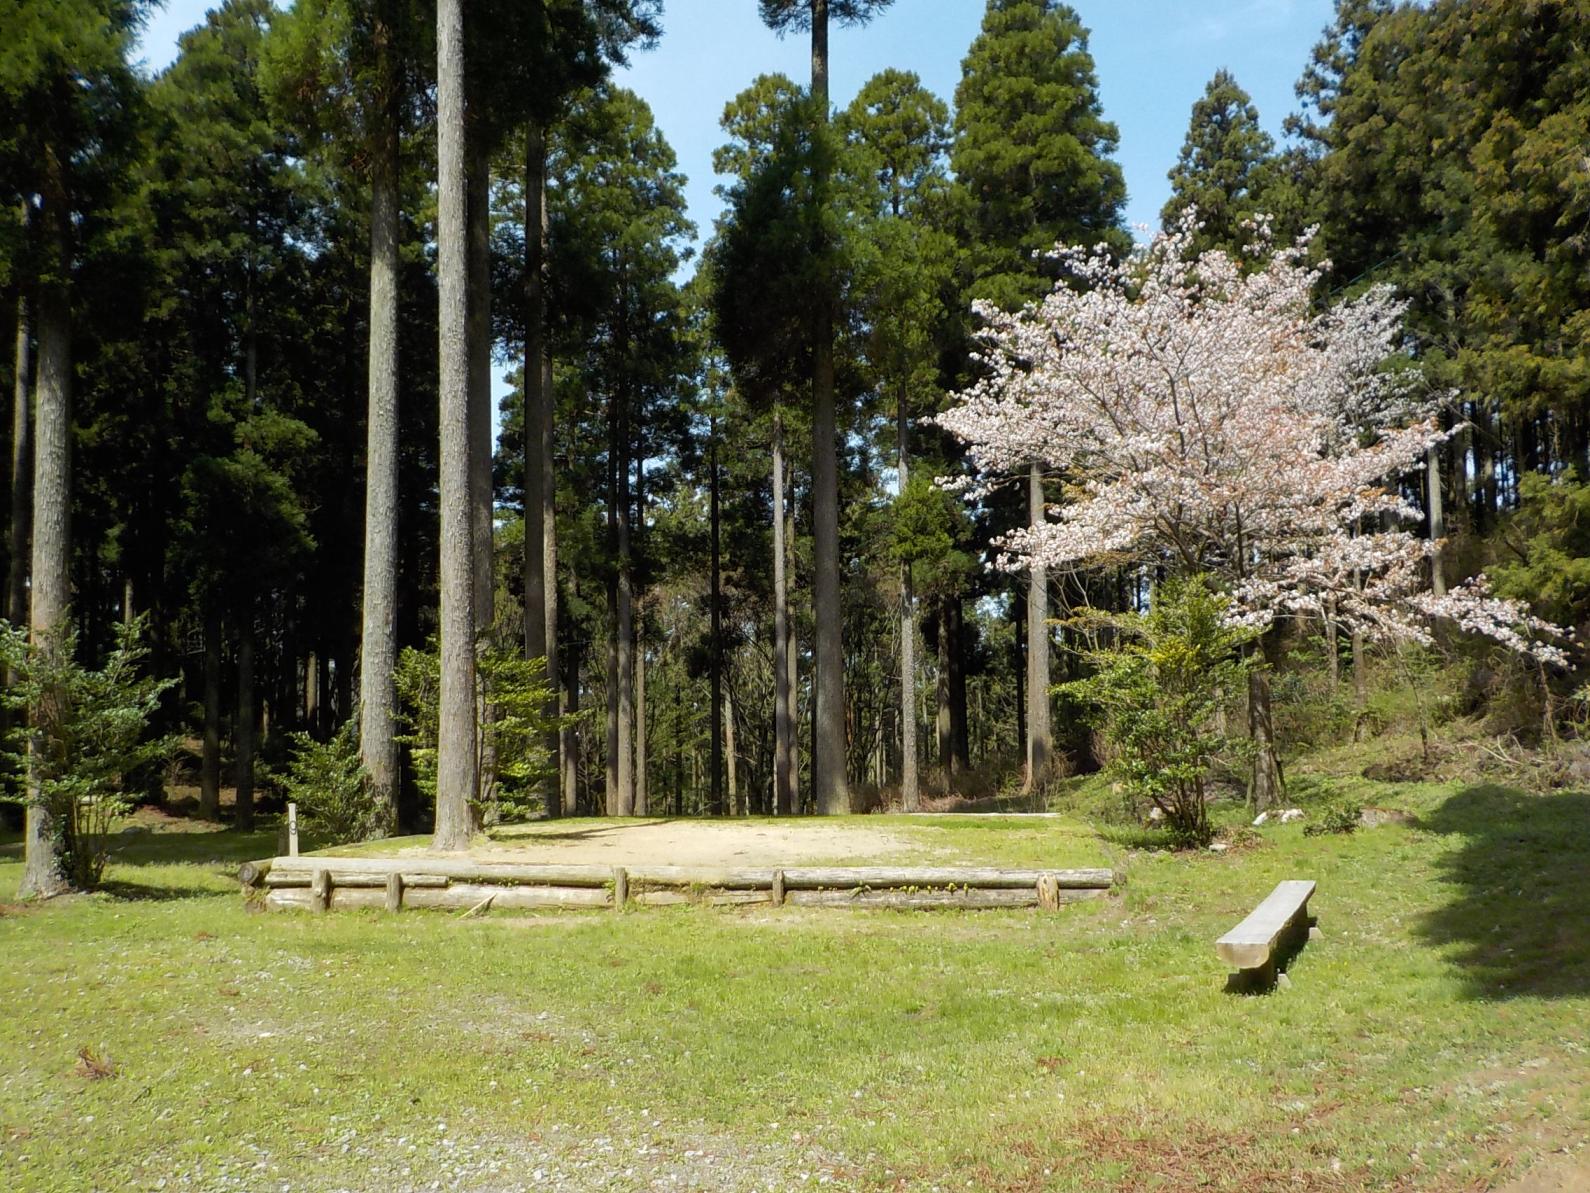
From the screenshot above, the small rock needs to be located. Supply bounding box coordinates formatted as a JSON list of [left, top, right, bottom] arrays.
[[1278, 808, 1304, 824], [1207, 842, 1229, 853], [1251, 811, 1269, 826]]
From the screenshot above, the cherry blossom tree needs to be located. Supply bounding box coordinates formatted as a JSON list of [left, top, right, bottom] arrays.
[[937, 220, 1564, 807]]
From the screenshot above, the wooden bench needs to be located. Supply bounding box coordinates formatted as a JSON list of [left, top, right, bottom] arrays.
[[1216, 879, 1318, 992]]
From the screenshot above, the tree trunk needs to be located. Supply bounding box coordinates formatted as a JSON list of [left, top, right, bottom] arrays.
[[18, 204, 73, 898], [541, 346, 561, 817], [787, 501, 801, 813], [561, 641, 579, 815], [358, 53, 401, 838], [235, 618, 256, 832], [809, 0, 846, 816], [633, 465, 648, 816], [467, 132, 498, 822], [1022, 464, 1050, 793], [605, 570, 619, 815], [897, 389, 918, 812], [948, 596, 969, 773], [1247, 633, 1284, 810], [1427, 443, 1446, 597], [523, 121, 563, 817], [616, 452, 634, 816], [937, 595, 952, 779], [432, 0, 479, 851], [772, 414, 795, 815], [709, 415, 724, 816], [725, 682, 739, 816], [8, 237, 32, 633], [634, 627, 648, 816], [202, 607, 222, 820], [522, 120, 548, 665]]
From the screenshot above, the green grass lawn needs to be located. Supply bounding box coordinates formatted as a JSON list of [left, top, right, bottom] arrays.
[[1, 782, 1586, 1191]]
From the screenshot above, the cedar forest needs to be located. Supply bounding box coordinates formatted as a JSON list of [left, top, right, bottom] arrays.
[[4, 0, 1589, 897]]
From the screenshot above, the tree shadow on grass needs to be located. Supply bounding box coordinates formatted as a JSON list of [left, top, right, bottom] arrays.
[[1415, 784, 1590, 999]]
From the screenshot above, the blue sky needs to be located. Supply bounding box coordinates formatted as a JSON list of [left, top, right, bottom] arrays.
[[138, 0, 1335, 243]]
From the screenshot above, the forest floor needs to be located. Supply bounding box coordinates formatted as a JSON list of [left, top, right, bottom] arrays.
[[1, 767, 1587, 1191]]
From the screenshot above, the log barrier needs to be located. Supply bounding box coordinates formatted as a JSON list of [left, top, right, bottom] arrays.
[[242, 855, 1116, 915]]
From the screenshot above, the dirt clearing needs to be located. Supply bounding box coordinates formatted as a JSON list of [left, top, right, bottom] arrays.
[[446, 818, 934, 867]]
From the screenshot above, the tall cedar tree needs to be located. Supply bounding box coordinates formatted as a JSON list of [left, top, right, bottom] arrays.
[[1, 0, 147, 895], [838, 69, 955, 809], [757, 0, 894, 815], [708, 72, 816, 814], [264, 0, 424, 836], [951, 0, 1125, 791], [433, 0, 477, 849], [1161, 69, 1281, 252]]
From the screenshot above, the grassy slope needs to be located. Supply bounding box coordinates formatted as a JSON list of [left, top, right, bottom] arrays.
[[0, 783, 1586, 1192]]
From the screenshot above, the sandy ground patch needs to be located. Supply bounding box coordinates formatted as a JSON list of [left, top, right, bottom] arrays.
[[450, 818, 934, 866]]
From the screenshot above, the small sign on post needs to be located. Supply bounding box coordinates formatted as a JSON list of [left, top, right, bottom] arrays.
[[287, 802, 299, 857]]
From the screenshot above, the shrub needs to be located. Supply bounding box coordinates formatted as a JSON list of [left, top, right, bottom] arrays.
[[278, 720, 374, 845], [1059, 576, 1255, 847], [395, 641, 560, 823], [0, 618, 176, 887], [1304, 802, 1361, 837]]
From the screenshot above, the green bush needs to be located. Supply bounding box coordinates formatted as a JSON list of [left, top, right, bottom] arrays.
[[1059, 575, 1255, 847], [0, 618, 176, 887], [395, 642, 561, 823], [1304, 801, 1362, 837], [278, 720, 374, 845]]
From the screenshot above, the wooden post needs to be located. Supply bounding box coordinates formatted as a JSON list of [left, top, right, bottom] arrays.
[[771, 869, 786, 907], [612, 866, 628, 911], [287, 802, 299, 857], [1036, 874, 1060, 910], [310, 867, 329, 913], [384, 871, 403, 913]]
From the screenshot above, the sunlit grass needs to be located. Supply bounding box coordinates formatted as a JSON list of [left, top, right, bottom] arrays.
[[0, 780, 1585, 1191]]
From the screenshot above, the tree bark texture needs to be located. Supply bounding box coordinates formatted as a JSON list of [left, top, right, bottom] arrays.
[[19, 185, 72, 899], [235, 619, 256, 832], [1247, 633, 1284, 810], [1023, 463, 1051, 793], [432, 0, 480, 851], [772, 416, 795, 815], [1427, 443, 1446, 597], [898, 388, 919, 811], [358, 68, 401, 837], [709, 417, 724, 815], [201, 607, 222, 820], [809, 0, 847, 815], [466, 134, 498, 821], [8, 240, 32, 633]]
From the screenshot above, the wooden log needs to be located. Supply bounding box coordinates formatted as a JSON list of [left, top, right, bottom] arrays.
[[309, 868, 329, 913], [612, 867, 628, 911], [1037, 874, 1060, 910], [788, 888, 1036, 909], [402, 883, 610, 911], [624, 865, 771, 890], [238, 859, 272, 888], [633, 889, 771, 907], [265, 856, 621, 887], [384, 872, 403, 913], [265, 870, 448, 889], [771, 869, 786, 907], [780, 866, 1114, 890], [261, 856, 1114, 892], [266, 887, 315, 912]]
